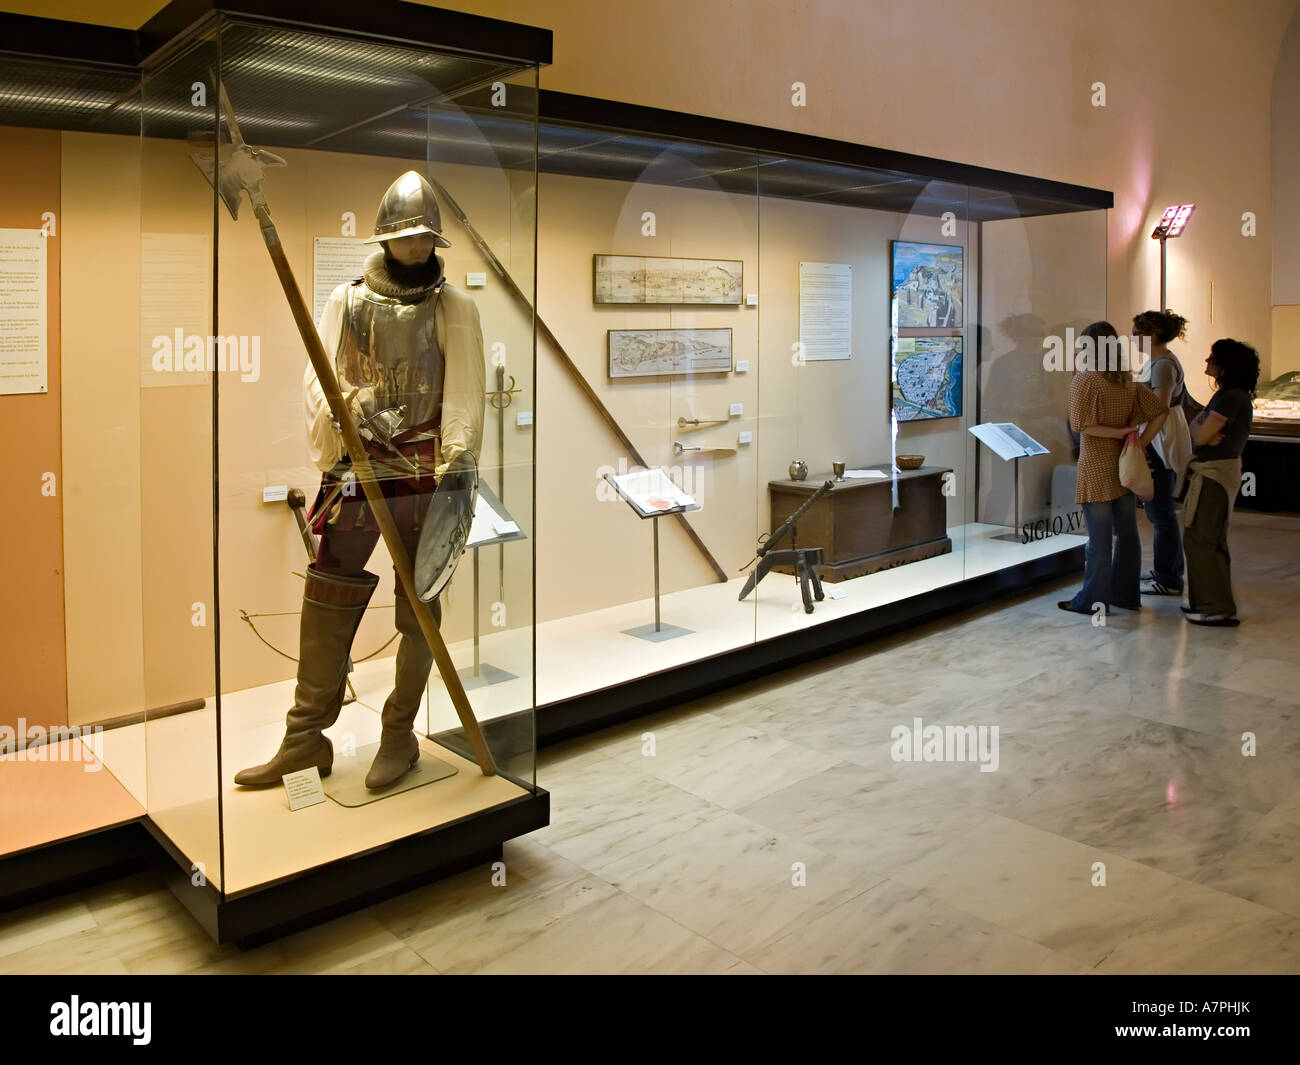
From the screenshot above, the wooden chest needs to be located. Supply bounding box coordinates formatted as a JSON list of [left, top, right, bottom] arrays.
[[768, 464, 953, 582]]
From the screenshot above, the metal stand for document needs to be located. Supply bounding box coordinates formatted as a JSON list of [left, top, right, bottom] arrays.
[[457, 483, 527, 689], [604, 470, 700, 642], [967, 422, 1050, 543], [997, 456, 1024, 544]]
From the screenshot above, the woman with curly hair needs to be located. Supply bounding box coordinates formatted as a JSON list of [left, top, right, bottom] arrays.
[[1182, 338, 1260, 626]]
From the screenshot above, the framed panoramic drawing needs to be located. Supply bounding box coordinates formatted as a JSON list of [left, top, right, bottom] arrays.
[[892, 336, 963, 421], [608, 327, 733, 379], [594, 254, 743, 305], [890, 241, 963, 328]]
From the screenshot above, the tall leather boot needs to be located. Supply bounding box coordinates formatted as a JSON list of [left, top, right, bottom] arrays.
[[234, 568, 379, 787], [364, 592, 438, 790]]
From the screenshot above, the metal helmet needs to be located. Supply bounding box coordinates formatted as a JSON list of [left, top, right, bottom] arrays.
[[414, 450, 479, 602], [365, 170, 452, 247]]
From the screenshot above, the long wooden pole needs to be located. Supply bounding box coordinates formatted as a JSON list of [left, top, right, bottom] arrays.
[[427, 177, 730, 584], [252, 205, 498, 776]]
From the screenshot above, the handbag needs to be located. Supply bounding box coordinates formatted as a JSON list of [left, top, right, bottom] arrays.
[[1119, 430, 1154, 501]]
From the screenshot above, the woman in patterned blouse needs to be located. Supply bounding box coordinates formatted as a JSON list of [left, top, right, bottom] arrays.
[[1061, 321, 1168, 617]]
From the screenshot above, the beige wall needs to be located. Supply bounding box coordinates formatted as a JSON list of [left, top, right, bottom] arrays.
[[7, 1, 1289, 386], [435, 0, 1291, 397], [61, 132, 145, 726], [9, 0, 1295, 721], [979, 210, 1110, 526]]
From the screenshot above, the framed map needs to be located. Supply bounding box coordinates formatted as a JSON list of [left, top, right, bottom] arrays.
[[891, 241, 963, 328], [594, 254, 743, 305], [892, 336, 963, 421], [608, 328, 732, 379]]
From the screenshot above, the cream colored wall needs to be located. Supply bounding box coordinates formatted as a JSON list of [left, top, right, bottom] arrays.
[[426, 0, 1291, 401], [535, 168, 759, 616], [8, 0, 1286, 383], [60, 132, 145, 727], [535, 168, 979, 622], [756, 195, 974, 528], [979, 210, 1110, 527]]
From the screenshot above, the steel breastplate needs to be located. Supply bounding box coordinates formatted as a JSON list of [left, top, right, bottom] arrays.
[[339, 282, 444, 432]]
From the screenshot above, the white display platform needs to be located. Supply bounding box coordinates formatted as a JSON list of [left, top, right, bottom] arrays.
[[89, 521, 1081, 892], [533, 521, 1084, 705]]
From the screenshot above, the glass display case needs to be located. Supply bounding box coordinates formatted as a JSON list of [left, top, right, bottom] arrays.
[[0, 0, 549, 942], [525, 95, 1109, 733]]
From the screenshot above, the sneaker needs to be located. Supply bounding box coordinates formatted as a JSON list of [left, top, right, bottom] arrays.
[[1141, 578, 1183, 596]]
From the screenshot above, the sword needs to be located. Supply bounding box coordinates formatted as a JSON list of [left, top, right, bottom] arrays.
[[487, 362, 520, 600], [189, 80, 497, 776]]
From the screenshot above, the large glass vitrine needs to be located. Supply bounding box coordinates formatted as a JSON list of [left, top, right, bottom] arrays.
[[525, 97, 1108, 717], [0, 1, 547, 936]]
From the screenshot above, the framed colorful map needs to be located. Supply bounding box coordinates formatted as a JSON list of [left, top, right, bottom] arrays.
[[891, 241, 963, 328], [892, 336, 963, 421]]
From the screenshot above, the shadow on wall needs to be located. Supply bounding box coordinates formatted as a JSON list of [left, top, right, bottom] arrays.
[[980, 313, 1076, 528]]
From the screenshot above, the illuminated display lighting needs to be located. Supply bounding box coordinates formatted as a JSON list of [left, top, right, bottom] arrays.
[[1151, 203, 1195, 239]]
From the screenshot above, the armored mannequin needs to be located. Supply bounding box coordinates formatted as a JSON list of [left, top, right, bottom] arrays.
[[235, 171, 485, 791]]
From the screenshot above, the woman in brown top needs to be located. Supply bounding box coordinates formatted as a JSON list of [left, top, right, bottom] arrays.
[[1061, 321, 1168, 616]]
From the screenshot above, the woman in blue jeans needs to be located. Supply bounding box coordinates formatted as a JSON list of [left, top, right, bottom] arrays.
[[1060, 322, 1169, 616]]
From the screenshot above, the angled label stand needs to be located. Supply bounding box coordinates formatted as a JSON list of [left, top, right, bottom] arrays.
[[969, 422, 1049, 541], [604, 469, 700, 641]]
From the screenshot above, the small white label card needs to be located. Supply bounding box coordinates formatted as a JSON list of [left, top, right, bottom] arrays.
[[283, 767, 327, 811], [827, 587, 848, 600]]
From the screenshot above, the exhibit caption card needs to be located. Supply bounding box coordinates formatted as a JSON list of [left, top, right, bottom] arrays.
[[283, 767, 327, 811], [0, 229, 47, 396]]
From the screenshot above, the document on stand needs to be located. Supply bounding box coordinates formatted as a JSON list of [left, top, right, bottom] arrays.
[[969, 422, 1049, 461]]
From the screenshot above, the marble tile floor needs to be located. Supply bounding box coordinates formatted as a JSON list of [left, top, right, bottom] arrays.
[[2, 513, 1297, 974]]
